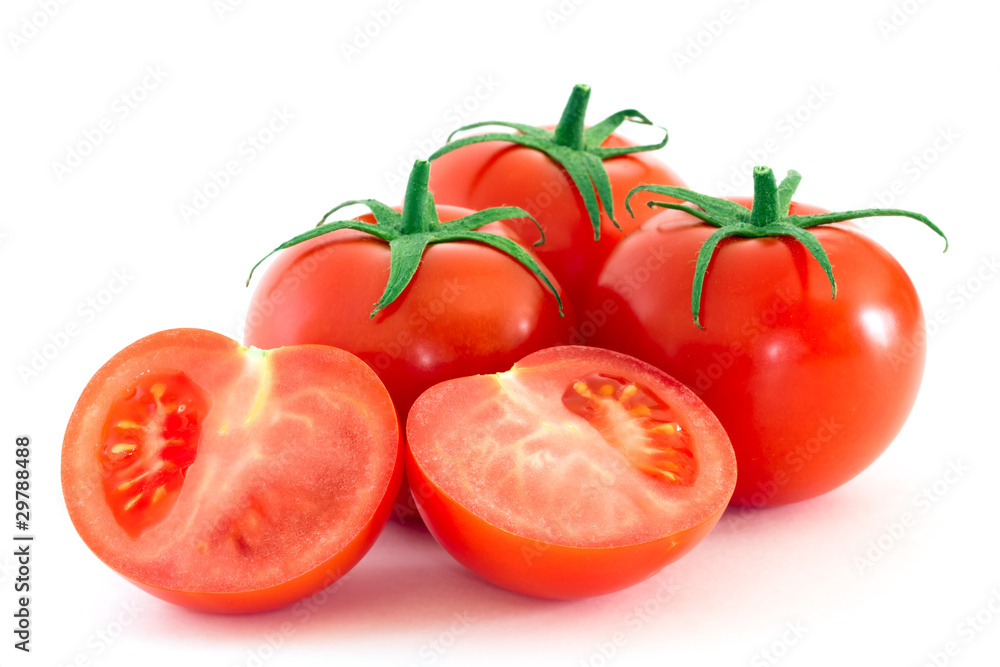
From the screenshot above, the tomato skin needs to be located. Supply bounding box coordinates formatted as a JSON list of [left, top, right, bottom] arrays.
[[587, 201, 926, 506], [429, 134, 686, 308], [62, 329, 402, 613], [244, 205, 573, 416], [407, 447, 725, 599], [406, 345, 736, 599]]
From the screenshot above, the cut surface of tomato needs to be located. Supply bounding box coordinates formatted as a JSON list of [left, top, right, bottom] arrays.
[[406, 345, 735, 598], [62, 329, 401, 613]]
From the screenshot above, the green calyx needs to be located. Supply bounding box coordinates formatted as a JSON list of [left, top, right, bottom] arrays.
[[247, 159, 563, 318], [429, 83, 668, 241], [626, 166, 949, 329]]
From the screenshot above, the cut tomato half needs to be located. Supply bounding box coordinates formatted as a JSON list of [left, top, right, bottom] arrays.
[[62, 329, 402, 613], [406, 346, 736, 599]]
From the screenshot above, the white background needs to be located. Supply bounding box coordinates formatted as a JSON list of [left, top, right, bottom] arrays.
[[2, 0, 999, 665]]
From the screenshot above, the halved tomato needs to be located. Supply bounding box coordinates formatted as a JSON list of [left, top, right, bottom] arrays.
[[405, 346, 736, 599], [61, 329, 401, 613]]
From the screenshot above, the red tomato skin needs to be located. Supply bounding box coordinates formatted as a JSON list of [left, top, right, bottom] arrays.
[[62, 329, 403, 613], [429, 133, 686, 308], [406, 447, 725, 600], [587, 201, 926, 506], [244, 205, 573, 416]]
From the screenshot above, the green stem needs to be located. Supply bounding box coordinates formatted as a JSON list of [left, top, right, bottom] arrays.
[[749, 166, 781, 227], [553, 84, 591, 150], [401, 160, 432, 234]]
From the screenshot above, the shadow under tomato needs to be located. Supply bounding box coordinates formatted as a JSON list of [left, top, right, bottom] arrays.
[[143, 521, 583, 643]]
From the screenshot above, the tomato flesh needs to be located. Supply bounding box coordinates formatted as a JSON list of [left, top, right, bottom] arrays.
[[63, 329, 402, 613], [406, 345, 735, 598]]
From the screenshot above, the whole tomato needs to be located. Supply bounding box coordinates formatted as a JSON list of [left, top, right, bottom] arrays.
[[586, 167, 947, 507], [429, 84, 685, 308], [244, 160, 572, 519]]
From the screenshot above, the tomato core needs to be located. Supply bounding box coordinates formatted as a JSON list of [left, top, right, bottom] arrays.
[[99, 371, 211, 538], [561, 373, 696, 485]]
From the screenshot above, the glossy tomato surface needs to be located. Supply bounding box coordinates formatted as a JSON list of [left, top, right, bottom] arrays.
[[62, 329, 401, 613], [429, 134, 686, 307], [587, 200, 926, 507], [406, 345, 736, 599]]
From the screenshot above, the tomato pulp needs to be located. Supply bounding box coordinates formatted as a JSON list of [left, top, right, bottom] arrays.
[[406, 346, 736, 599], [62, 329, 401, 613]]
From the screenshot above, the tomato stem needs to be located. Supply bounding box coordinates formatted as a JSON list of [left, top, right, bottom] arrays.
[[401, 160, 435, 234], [247, 160, 564, 318], [625, 167, 948, 328], [748, 166, 780, 227], [553, 84, 590, 151], [430, 84, 669, 241]]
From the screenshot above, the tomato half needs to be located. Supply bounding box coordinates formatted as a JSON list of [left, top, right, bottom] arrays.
[[587, 199, 928, 507], [430, 135, 686, 308], [62, 329, 401, 613], [406, 346, 736, 599]]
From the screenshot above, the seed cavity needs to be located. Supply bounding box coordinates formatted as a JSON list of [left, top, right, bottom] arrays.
[[562, 372, 697, 486]]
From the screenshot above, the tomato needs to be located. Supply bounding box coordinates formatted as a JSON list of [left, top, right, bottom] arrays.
[[244, 160, 572, 520], [429, 84, 685, 308], [61, 328, 401, 613], [586, 167, 947, 507], [405, 345, 736, 599]]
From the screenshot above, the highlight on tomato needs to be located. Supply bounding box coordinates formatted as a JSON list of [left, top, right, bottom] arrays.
[[405, 345, 737, 599], [429, 83, 686, 307], [587, 166, 947, 507], [244, 159, 573, 520], [61, 328, 402, 613]]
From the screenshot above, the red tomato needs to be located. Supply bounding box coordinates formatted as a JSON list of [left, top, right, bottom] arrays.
[[588, 195, 932, 507], [62, 329, 401, 613], [406, 345, 736, 599], [429, 85, 685, 308]]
